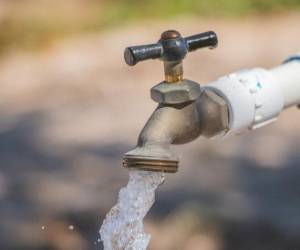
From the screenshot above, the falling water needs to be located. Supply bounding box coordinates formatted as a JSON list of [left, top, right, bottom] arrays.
[[100, 170, 165, 250]]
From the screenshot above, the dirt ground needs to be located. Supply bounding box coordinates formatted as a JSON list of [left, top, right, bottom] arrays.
[[0, 14, 300, 250]]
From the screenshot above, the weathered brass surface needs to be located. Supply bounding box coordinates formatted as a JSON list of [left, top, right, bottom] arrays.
[[164, 61, 183, 83], [123, 89, 230, 173], [123, 30, 221, 173], [123, 157, 178, 173], [151, 79, 201, 104]]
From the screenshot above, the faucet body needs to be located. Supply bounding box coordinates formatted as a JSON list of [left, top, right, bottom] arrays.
[[123, 79, 230, 173], [123, 30, 300, 173]]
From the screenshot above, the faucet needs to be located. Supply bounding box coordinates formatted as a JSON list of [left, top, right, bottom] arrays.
[[122, 30, 300, 173]]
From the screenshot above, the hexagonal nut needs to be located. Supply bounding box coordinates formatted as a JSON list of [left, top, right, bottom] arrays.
[[199, 90, 230, 138], [151, 80, 201, 104]]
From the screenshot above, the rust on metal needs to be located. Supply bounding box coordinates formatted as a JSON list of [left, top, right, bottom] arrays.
[[161, 30, 181, 40]]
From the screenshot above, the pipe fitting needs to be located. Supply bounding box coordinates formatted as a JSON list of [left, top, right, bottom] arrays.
[[197, 90, 230, 138]]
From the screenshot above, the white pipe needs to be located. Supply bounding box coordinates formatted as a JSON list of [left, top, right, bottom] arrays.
[[270, 59, 300, 108], [205, 55, 300, 136]]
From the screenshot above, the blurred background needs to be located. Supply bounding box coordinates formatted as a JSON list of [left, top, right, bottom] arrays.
[[0, 0, 300, 249]]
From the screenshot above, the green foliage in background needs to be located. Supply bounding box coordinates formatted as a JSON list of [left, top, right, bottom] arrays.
[[0, 0, 300, 55], [108, 0, 300, 18]]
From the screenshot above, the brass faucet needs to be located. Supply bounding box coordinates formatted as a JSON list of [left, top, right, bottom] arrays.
[[123, 30, 229, 173]]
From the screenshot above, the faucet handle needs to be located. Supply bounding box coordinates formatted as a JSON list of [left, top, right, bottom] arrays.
[[124, 30, 218, 66], [124, 30, 218, 82], [185, 31, 218, 52], [124, 43, 163, 66]]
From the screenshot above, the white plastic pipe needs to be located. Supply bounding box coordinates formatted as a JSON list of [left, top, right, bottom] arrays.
[[270, 59, 300, 108], [205, 54, 300, 136]]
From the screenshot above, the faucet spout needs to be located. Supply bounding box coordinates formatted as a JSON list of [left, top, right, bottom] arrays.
[[123, 101, 202, 173], [123, 81, 230, 173]]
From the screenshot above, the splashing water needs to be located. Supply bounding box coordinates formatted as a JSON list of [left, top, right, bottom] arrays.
[[100, 170, 165, 250]]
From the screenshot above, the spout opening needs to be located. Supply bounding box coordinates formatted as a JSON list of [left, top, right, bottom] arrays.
[[123, 155, 178, 173], [123, 144, 179, 173]]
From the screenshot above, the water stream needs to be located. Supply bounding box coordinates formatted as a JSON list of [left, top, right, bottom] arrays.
[[100, 170, 165, 250]]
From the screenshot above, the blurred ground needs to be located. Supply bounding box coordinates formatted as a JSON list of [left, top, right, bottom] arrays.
[[0, 13, 300, 250]]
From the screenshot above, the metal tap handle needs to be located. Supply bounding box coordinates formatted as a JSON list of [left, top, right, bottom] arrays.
[[124, 30, 218, 66], [185, 31, 218, 51], [124, 43, 163, 66]]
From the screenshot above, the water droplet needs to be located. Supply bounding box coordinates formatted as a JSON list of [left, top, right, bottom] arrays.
[[41, 226, 45, 230], [68, 225, 74, 230]]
